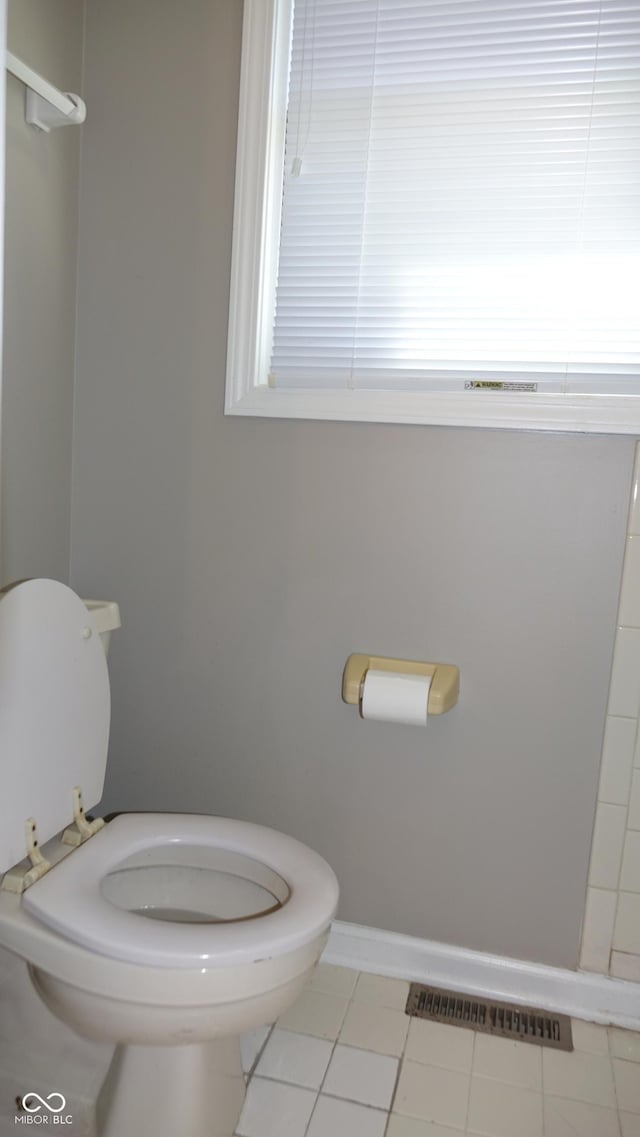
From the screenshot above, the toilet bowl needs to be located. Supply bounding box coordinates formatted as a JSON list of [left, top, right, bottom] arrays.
[[0, 580, 339, 1137]]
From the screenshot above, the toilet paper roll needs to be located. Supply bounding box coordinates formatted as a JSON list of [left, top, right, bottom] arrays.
[[360, 669, 431, 726]]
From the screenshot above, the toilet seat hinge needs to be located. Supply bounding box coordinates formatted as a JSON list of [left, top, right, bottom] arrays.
[[61, 786, 105, 847], [0, 819, 52, 894]]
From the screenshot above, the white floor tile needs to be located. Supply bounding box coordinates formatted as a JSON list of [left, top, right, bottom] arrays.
[[571, 1019, 610, 1057], [386, 1117, 465, 1137], [309, 963, 359, 999], [544, 1095, 621, 1137], [339, 1000, 409, 1056], [472, 1033, 542, 1091], [393, 1060, 469, 1130], [609, 1027, 640, 1064], [254, 1029, 333, 1089], [306, 1094, 387, 1137], [277, 989, 349, 1040], [467, 1077, 543, 1137], [240, 1026, 271, 1075], [235, 1077, 316, 1137], [233, 965, 637, 1137], [613, 1058, 640, 1113], [542, 1048, 617, 1108], [322, 1044, 398, 1109], [352, 972, 410, 1011], [404, 1018, 474, 1074]]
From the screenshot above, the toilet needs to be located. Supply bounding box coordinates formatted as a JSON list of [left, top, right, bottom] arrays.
[[0, 579, 339, 1137]]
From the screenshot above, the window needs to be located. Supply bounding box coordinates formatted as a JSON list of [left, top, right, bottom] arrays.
[[225, 0, 640, 432]]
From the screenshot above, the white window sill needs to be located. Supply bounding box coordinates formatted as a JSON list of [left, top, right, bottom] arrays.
[[225, 385, 640, 435]]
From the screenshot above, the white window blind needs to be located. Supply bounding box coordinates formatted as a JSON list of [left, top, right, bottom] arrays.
[[269, 0, 640, 395]]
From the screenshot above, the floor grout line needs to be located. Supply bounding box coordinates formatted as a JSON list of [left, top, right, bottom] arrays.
[[463, 1029, 477, 1134], [300, 1019, 340, 1137], [246, 1023, 274, 1084], [606, 1025, 625, 1137], [383, 1045, 404, 1137], [236, 966, 640, 1137]]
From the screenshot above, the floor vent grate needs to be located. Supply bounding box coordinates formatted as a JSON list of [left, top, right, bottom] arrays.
[[405, 984, 573, 1051]]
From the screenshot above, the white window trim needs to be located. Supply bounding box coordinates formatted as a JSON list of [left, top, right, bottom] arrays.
[[225, 0, 640, 435]]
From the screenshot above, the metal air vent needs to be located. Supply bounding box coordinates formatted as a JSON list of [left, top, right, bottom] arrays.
[[406, 984, 573, 1051]]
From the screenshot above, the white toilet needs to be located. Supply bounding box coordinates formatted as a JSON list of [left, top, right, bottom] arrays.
[[0, 579, 339, 1137]]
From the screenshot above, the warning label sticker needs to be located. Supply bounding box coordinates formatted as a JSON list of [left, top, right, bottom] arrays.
[[464, 381, 538, 392]]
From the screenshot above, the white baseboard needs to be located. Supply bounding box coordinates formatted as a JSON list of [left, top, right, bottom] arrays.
[[322, 921, 640, 1032]]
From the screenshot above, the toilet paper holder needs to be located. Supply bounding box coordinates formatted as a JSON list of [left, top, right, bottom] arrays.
[[342, 654, 460, 716]]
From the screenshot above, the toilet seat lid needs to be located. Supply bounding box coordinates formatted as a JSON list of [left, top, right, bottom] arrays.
[[0, 580, 110, 874]]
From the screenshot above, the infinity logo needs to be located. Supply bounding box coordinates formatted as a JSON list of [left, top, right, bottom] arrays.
[[20, 1094, 66, 1114]]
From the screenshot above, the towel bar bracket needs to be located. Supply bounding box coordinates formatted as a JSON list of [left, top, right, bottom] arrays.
[[6, 50, 86, 132]]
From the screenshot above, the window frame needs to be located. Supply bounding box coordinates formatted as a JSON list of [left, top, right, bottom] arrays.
[[225, 0, 640, 435]]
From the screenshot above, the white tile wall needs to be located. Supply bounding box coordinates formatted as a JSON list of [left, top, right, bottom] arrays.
[[598, 716, 636, 806], [611, 951, 640, 983], [580, 887, 618, 973], [613, 893, 640, 955], [629, 771, 640, 830], [588, 803, 627, 890], [619, 537, 640, 628], [580, 442, 640, 979], [621, 832, 640, 893]]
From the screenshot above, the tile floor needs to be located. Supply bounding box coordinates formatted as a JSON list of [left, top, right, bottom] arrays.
[[235, 964, 640, 1137]]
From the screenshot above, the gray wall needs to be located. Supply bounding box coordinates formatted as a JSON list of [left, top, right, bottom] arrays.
[[1, 0, 84, 585], [71, 0, 635, 969]]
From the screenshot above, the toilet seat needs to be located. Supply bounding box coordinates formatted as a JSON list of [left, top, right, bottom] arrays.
[[23, 813, 339, 969]]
